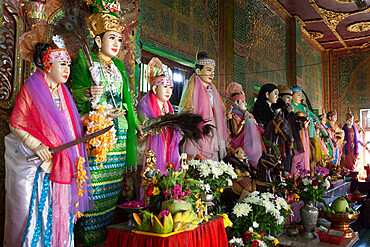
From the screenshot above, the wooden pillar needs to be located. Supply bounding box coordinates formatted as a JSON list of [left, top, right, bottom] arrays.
[[218, 0, 234, 91]]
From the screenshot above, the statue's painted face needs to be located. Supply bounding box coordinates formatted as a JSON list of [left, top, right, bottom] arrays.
[[196, 65, 215, 85], [266, 89, 279, 104], [47, 61, 71, 84], [321, 117, 327, 125], [235, 149, 246, 160], [346, 117, 354, 126], [281, 95, 292, 104], [153, 84, 173, 103], [96, 30, 122, 58], [292, 92, 303, 104], [235, 98, 247, 111], [332, 114, 338, 123]]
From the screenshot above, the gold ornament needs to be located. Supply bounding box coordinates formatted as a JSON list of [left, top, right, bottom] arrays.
[[87, 12, 123, 38]]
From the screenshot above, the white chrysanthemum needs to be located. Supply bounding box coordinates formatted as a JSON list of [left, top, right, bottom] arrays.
[[219, 161, 229, 173], [249, 227, 254, 232], [252, 221, 259, 228], [233, 203, 245, 217], [211, 165, 223, 179], [244, 196, 262, 205], [304, 187, 308, 192], [277, 215, 285, 225], [261, 192, 274, 201], [227, 178, 233, 187], [263, 200, 274, 213], [241, 203, 252, 216], [276, 196, 289, 210]]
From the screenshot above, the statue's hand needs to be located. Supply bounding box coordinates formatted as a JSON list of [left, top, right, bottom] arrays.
[[108, 108, 126, 119], [89, 84, 104, 98], [244, 111, 250, 120], [136, 124, 148, 138], [34, 143, 52, 162]]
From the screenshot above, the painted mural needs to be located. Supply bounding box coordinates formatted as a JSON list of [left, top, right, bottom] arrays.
[[233, 0, 287, 105], [296, 21, 323, 110], [328, 47, 370, 124], [141, 0, 219, 84]]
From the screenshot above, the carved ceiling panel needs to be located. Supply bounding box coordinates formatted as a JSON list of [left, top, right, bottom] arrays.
[[277, 0, 370, 50]]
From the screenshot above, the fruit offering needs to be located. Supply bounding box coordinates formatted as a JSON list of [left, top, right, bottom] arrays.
[[133, 211, 152, 232], [152, 210, 174, 234], [120, 201, 149, 208], [173, 210, 203, 231], [321, 196, 358, 214]]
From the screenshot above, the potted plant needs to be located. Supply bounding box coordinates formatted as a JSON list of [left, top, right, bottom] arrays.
[[187, 159, 237, 202], [147, 162, 200, 215], [295, 163, 331, 239], [273, 172, 298, 203], [228, 191, 292, 247]]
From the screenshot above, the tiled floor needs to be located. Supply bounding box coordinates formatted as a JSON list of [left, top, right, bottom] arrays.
[[354, 228, 370, 247]]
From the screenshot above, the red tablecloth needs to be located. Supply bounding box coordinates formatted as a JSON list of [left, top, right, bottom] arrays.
[[105, 216, 229, 247]]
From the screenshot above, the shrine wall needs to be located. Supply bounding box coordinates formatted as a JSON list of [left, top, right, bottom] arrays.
[[326, 47, 370, 124], [296, 20, 323, 112], [233, 0, 287, 107], [141, 0, 220, 87]]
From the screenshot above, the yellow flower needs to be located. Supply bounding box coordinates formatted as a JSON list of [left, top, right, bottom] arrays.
[[152, 177, 158, 185], [174, 172, 179, 176], [152, 187, 160, 195], [273, 238, 279, 246], [76, 210, 84, 218], [217, 213, 233, 228]]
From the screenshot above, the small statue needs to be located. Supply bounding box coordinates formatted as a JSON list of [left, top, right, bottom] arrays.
[[141, 149, 159, 185], [226, 82, 263, 168]]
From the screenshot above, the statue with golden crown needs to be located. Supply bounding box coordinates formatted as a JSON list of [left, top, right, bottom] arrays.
[[70, 0, 143, 245]]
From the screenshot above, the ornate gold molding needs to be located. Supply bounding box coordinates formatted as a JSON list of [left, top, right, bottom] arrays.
[[347, 21, 370, 32], [333, 0, 354, 3], [308, 31, 324, 39]]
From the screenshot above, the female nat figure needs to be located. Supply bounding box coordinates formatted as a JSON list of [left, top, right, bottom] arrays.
[[4, 27, 93, 247], [71, 1, 143, 245], [252, 83, 279, 129]]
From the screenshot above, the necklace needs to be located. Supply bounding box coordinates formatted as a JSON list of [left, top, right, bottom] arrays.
[[98, 54, 113, 66]]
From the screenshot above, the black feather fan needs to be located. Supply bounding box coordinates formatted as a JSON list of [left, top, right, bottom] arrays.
[[142, 112, 214, 142], [53, 0, 92, 66]]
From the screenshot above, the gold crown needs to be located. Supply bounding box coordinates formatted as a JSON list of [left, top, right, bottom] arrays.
[[86, 12, 123, 38]]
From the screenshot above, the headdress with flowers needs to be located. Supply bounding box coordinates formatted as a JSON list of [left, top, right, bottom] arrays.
[[145, 57, 174, 87], [19, 26, 71, 72]]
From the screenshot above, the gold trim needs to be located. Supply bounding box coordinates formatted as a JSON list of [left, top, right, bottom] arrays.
[[332, 0, 354, 3], [347, 22, 370, 32], [0, 4, 24, 109], [308, 31, 324, 39]]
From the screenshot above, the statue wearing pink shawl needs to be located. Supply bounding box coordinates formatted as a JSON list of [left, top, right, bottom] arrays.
[[5, 38, 93, 246], [137, 58, 181, 172], [226, 82, 263, 168], [179, 52, 227, 161]]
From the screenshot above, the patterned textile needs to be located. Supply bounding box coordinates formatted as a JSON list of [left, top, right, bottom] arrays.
[[76, 130, 127, 246]]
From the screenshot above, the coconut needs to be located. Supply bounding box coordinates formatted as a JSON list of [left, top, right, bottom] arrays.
[[331, 196, 349, 213]]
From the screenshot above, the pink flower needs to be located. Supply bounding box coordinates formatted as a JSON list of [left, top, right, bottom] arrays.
[[163, 189, 170, 197], [161, 210, 170, 217]]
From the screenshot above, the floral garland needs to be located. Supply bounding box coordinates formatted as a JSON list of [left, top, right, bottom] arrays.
[[82, 101, 117, 169], [75, 156, 88, 218]]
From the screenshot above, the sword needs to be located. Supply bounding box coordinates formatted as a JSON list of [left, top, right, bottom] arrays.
[[219, 92, 246, 115], [27, 125, 114, 162]]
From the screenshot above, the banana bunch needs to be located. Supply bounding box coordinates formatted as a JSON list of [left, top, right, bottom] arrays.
[[173, 210, 203, 231]]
